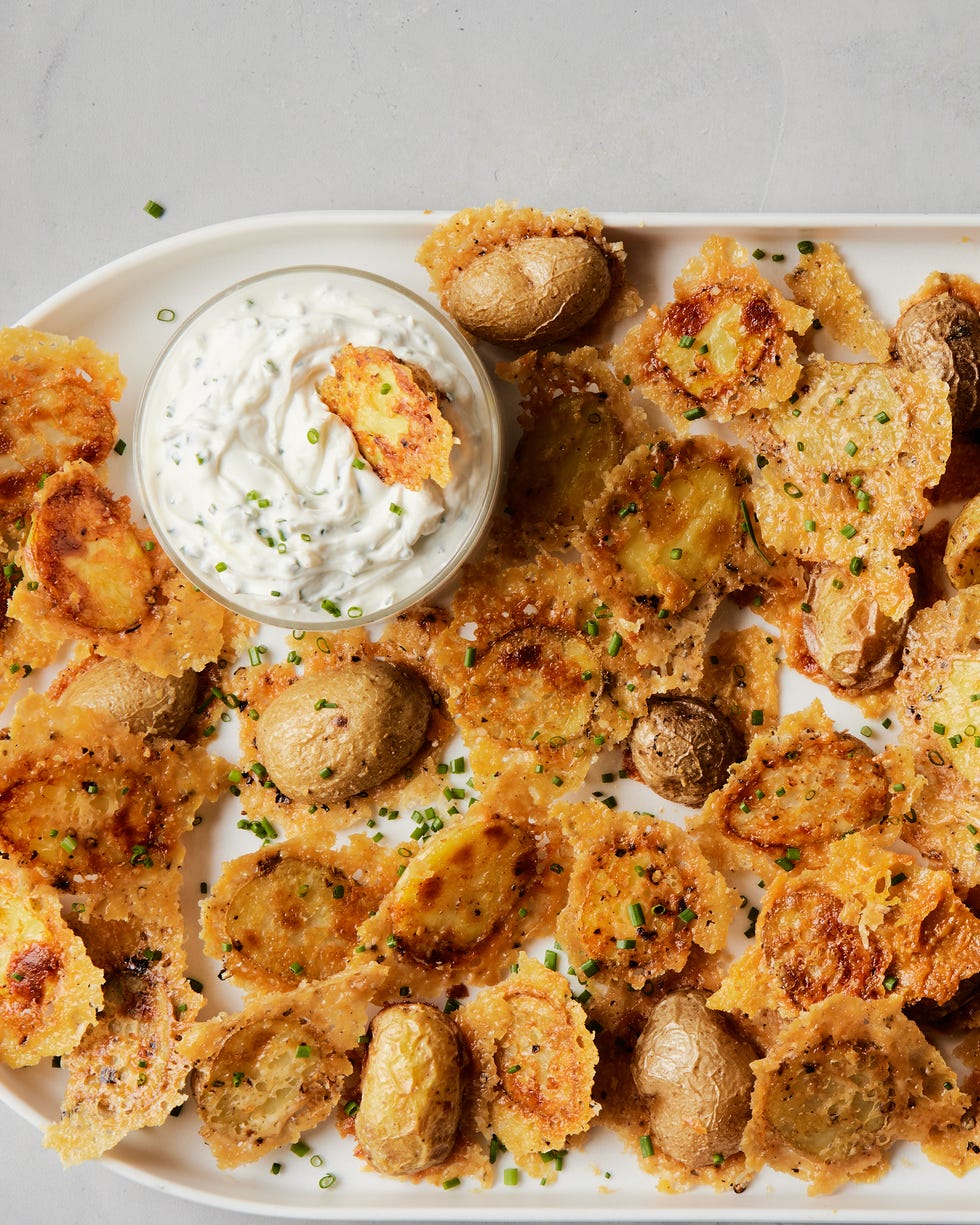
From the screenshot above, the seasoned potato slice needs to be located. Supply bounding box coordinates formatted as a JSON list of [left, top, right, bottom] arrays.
[[557, 802, 738, 990], [45, 963, 190, 1164], [944, 493, 980, 588], [497, 346, 646, 549], [458, 954, 598, 1177], [0, 327, 122, 520], [317, 345, 454, 489], [785, 242, 891, 361], [690, 701, 899, 876], [711, 835, 980, 1019], [23, 461, 154, 631], [614, 235, 812, 428], [0, 691, 224, 895], [0, 859, 103, 1067], [897, 587, 980, 788], [355, 1002, 463, 1176], [742, 994, 972, 1193], [184, 966, 383, 1169], [201, 833, 399, 994]]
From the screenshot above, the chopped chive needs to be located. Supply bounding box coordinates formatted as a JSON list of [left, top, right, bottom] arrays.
[[307, 428, 320, 444], [740, 499, 773, 566], [463, 646, 477, 667], [318, 1174, 337, 1189], [683, 406, 706, 421], [607, 632, 623, 657], [580, 958, 600, 978], [143, 199, 165, 218], [156, 308, 175, 323], [677, 335, 695, 349], [113, 438, 127, 455], [883, 975, 898, 992], [752, 248, 765, 260], [678, 907, 696, 923], [295, 1043, 312, 1058], [639, 1135, 654, 1158], [544, 949, 558, 971], [628, 902, 645, 927], [442, 1177, 460, 1190], [783, 481, 803, 499], [503, 1168, 519, 1186], [849, 556, 863, 576], [797, 239, 815, 255], [751, 709, 764, 726], [845, 440, 858, 456], [389, 502, 404, 515]]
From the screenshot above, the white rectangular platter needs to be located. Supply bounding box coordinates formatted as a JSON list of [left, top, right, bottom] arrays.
[[4, 211, 980, 1222]]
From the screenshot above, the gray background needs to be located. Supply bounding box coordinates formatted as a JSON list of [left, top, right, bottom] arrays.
[[2, 0, 977, 1222]]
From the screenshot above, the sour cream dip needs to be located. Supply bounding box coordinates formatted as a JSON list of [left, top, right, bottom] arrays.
[[136, 267, 502, 629]]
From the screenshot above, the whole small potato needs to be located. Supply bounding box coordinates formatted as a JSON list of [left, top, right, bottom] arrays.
[[632, 991, 755, 1168], [629, 696, 745, 807], [58, 656, 197, 737], [944, 492, 980, 589], [355, 1002, 463, 1176], [801, 564, 909, 691], [894, 292, 980, 432], [255, 661, 430, 803], [446, 236, 612, 347]]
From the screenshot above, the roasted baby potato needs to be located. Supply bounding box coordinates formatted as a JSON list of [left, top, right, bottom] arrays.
[[445, 236, 612, 347], [23, 461, 155, 632], [317, 345, 454, 489], [801, 563, 910, 691], [57, 657, 197, 737], [894, 292, 980, 432], [629, 696, 745, 806], [944, 492, 980, 588], [255, 661, 431, 803], [355, 1002, 463, 1176], [632, 991, 755, 1168]]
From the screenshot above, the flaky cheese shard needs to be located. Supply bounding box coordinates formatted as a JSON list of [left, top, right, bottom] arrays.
[[317, 345, 454, 489], [785, 242, 891, 361], [0, 859, 103, 1068]]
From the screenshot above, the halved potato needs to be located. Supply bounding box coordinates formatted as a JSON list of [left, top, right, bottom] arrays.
[[317, 345, 454, 489], [23, 461, 154, 632]]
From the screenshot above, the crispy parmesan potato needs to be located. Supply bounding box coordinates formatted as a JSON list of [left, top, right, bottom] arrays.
[[556, 802, 738, 991], [614, 235, 812, 428], [0, 859, 103, 1068], [317, 345, 454, 489], [628, 696, 746, 807], [201, 833, 399, 995], [711, 835, 980, 1019], [458, 953, 598, 1178], [742, 356, 950, 625], [785, 242, 892, 362], [417, 200, 640, 345], [22, 461, 154, 632], [689, 701, 899, 876], [497, 347, 647, 549], [944, 493, 980, 588], [0, 328, 122, 521], [353, 786, 565, 992], [742, 994, 972, 1193], [895, 272, 980, 433], [56, 655, 198, 737], [184, 966, 384, 1169]]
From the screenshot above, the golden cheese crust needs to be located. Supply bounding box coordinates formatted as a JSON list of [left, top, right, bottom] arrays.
[[0, 858, 103, 1068], [785, 242, 892, 362], [614, 235, 812, 429], [742, 994, 971, 1193], [457, 953, 598, 1179], [0, 328, 122, 522], [317, 345, 455, 490]]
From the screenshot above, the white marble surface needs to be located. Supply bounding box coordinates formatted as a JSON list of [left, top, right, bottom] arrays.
[[2, 1, 978, 1223]]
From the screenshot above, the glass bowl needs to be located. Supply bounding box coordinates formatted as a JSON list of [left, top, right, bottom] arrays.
[[135, 265, 503, 630]]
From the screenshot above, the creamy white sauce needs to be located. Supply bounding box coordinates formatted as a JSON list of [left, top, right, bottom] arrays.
[[140, 271, 482, 623]]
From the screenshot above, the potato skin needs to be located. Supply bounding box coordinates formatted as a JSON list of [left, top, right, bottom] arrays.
[[355, 1002, 463, 1176], [944, 493, 980, 589], [629, 696, 745, 807], [894, 292, 980, 432], [445, 236, 611, 347], [632, 991, 755, 1168], [58, 657, 197, 737], [801, 564, 909, 691], [255, 661, 430, 803]]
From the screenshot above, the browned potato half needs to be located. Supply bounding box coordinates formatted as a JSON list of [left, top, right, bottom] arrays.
[[57, 656, 197, 737], [255, 662, 431, 803], [629, 695, 746, 807], [317, 345, 454, 489], [801, 563, 910, 692], [355, 1002, 463, 1176], [23, 461, 155, 632], [445, 236, 611, 347], [632, 991, 756, 1168], [894, 292, 980, 432], [0, 858, 103, 1068], [0, 327, 122, 520], [944, 492, 980, 588]]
